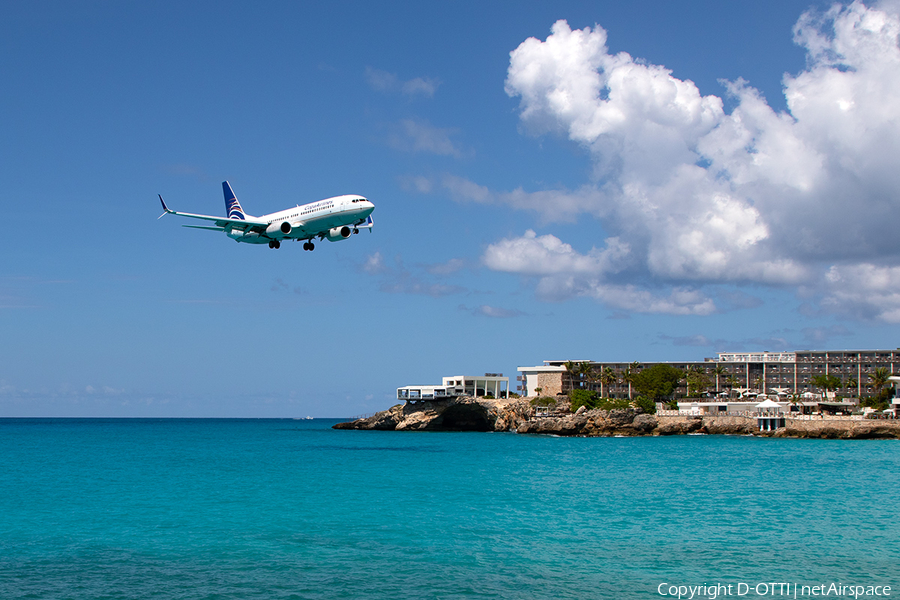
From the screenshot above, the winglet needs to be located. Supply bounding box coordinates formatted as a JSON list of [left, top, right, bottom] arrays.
[[158, 195, 171, 219], [366, 215, 374, 233]]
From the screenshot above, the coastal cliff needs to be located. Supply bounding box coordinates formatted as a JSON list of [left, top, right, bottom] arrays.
[[334, 396, 900, 439], [333, 396, 658, 435], [333, 396, 532, 432]]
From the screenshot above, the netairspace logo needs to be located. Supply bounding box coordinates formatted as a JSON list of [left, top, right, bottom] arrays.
[[657, 583, 892, 600]]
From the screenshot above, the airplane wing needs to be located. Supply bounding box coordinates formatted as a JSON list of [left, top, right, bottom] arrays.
[[357, 215, 374, 232], [183, 225, 228, 232], [158, 195, 268, 231]]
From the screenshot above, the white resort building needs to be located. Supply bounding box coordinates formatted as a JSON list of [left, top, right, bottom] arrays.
[[517, 349, 900, 414], [397, 374, 509, 403]]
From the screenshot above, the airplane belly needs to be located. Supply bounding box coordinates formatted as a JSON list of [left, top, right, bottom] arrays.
[[284, 206, 373, 240], [301, 214, 350, 234], [228, 229, 269, 244], [235, 236, 270, 244]]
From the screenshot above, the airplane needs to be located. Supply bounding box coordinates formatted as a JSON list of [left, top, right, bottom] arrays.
[[158, 181, 374, 250]]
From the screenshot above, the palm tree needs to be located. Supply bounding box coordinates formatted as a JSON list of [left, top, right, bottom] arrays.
[[810, 373, 841, 400], [686, 365, 710, 398], [713, 365, 727, 393], [868, 367, 890, 398], [600, 367, 618, 399], [563, 361, 580, 393], [564, 361, 597, 395], [622, 361, 640, 400], [724, 375, 738, 398], [752, 375, 764, 394], [580, 362, 599, 394]]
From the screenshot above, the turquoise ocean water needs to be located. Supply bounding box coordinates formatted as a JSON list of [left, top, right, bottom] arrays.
[[1, 418, 897, 599]]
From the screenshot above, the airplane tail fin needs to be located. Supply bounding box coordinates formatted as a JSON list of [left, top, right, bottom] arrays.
[[222, 181, 246, 221]]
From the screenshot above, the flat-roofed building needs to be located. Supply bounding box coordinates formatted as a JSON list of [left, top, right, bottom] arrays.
[[398, 374, 509, 403], [397, 384, 463, 402], [517, 349, 900, 404], [717, 349, 900, 398], [440, 375, 508, 399], [887, 376, 900, 416], [516, 364, 569, 398]]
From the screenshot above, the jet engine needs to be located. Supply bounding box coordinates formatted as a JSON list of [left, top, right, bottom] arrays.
[[266, 221, 292, 237], [326, 226, 352, 242]]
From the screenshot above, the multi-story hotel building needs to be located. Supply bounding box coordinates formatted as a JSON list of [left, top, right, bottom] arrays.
[[517, 349, 900, 399]]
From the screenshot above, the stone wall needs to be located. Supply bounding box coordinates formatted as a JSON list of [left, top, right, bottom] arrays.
[[535, 371, 564, 397], [777, 417, 900, 439], [656, 415, 900, 439]]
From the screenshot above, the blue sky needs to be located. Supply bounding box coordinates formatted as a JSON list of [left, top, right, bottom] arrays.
[[3, 0, 900, 417]]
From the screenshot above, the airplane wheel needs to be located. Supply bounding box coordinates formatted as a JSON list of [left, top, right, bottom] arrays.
[[268, 241, 274, 249], [309, 242, 315, 251], [353, 228, 359, 234], [303, 242, 310, 250], [274, 240, 281, 249]]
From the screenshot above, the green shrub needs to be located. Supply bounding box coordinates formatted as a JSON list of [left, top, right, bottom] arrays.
[[595, 397, 631, 411], [530, 396, 556, 407], [569, 391, 632, 412], [569, 389, 599, 411], [860, 388, 892, 412], [634, 396, 656, 414]]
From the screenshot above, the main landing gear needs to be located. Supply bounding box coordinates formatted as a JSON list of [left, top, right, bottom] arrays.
[[302, 241, 316, 251], [268, 240, 281, 249]]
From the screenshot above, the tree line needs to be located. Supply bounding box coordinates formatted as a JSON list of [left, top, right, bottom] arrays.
[[560, 361, 894, 410]]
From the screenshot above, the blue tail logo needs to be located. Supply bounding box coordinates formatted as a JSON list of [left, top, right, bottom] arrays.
[[222, 181, 246, 221]]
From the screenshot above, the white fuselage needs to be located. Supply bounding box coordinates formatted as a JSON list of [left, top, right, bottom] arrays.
[[227, 195, 374, 244]]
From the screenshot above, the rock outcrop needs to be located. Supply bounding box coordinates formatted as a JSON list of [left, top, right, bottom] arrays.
[[333, 398, 658, 436], [333, 396, 533, 432], [773, 419, 900, 439], [515, 408, 657, 436], [334, 399, 900, 439]]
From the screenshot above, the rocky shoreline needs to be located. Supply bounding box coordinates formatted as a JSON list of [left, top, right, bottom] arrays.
[[333, 396, 900, 439]]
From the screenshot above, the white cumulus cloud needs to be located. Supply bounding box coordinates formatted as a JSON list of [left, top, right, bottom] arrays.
[[483, 229, 630, 276], [822, 263, 900, 322], [482, 2, 900, 318]]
